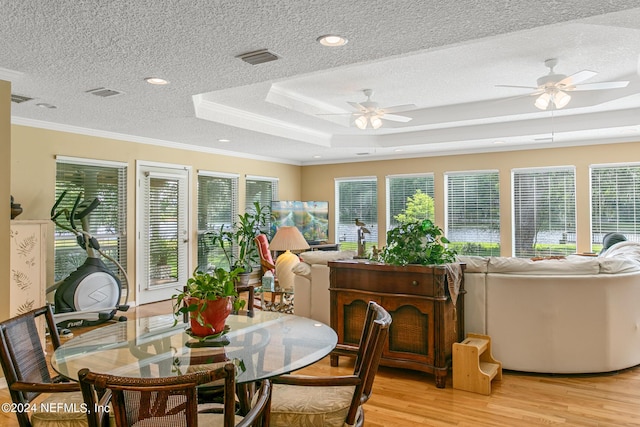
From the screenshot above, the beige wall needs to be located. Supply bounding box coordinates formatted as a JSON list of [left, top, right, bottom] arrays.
[[1, 81, 10, 320], [10, 125, 302, 303], [301, 142, 640, 255]]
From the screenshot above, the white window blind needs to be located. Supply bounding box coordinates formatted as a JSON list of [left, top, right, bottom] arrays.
[[512, 167, 576, 257], [335, 177, 378, 251], [445, 171, 500, 256], [54, 159, 127, 283], [245, 175, 278, 214], [591, 164, 640, 250], [197, 173, 239, 271], [386, 174, 434, 230]]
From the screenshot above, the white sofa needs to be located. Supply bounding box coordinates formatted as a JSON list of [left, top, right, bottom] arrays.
[[292, 250, 355, 325], [459, 241, 640, 373]]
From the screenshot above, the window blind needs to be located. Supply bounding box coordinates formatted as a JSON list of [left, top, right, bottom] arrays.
[[55, 159, 127, 283], [512, 167, 576, 257], [335, 177, 378, 251], [197, 173, 239, 271], [386, 174, 434, 230], [591, 164, 640, 250], [245, 176, 278, 214], [445, 171, 500, 256]]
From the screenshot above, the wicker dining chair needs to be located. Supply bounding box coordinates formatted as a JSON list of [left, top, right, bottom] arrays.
[[78, 362, 271, 427], [269, 301, 391, 427], [0, 305, 86, 427]]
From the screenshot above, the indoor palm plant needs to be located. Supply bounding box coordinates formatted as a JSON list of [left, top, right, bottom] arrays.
[[204, 202, 271, 282], [173, 267, 246, 337], [372, 219, 457, 265]]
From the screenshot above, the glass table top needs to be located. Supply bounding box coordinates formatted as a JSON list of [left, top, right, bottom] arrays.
[[51, 311, 337, 384]]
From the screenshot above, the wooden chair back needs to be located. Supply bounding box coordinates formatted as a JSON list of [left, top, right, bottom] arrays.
[[0, 305, 79, 427], [79, 364, 236, 427]]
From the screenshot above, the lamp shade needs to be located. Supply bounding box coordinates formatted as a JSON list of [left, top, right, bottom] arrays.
[[269, 226, 310, 252]]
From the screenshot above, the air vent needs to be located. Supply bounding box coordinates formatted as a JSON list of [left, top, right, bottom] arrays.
[[11, 94, 33, 104], [85, 87, 124, 98], [236, 49, 280, 65]]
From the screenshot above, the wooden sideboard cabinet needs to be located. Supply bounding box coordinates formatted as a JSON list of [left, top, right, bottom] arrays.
[[328, 260, 465, 388]]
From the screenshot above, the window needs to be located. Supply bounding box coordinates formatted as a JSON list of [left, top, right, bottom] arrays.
[[197, 172, 239, 271], [512, 167, 576, 257], [386, 174, 434, 230], [445, 171, 500, 256], [335, 177, 378, 252], [245, 175, 278, 215], [591, 164, 640, 251], [54, 157, 127, 283]]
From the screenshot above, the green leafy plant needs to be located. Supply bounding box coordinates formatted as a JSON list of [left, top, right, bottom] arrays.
[[203, 202, 270, 273], [373, 219, 457, 266], [172, 267, 246, 326]]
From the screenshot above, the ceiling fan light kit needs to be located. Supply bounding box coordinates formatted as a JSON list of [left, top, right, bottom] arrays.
[[498, 58, 629, 111], [348, 89, 414, 130]]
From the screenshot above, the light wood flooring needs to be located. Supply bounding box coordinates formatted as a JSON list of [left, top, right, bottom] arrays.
[[2, 300, 640, 426]]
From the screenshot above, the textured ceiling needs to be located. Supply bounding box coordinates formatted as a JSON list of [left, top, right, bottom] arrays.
[[2, 0, 640, 165]]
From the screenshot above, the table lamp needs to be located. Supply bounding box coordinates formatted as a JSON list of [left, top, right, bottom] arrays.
[[268, 226, 310, 291]]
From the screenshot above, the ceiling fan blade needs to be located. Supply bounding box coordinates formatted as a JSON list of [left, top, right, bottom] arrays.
[[495, 84, 538, 90], [381, 104, 416, 114], [382, 114, 412, 123], [557, 70, 597, 87], [347, 101, 366, 112], [571, 81, 630, 91]]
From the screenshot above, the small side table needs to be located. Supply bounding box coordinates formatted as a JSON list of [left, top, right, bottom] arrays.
[[256, 282, 294, 313]]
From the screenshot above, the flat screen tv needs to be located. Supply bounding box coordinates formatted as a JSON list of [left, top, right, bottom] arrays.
[[270, 200, 329, 244]]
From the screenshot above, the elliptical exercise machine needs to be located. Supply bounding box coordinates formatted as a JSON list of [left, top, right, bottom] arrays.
[[48, 190, 129, 331]]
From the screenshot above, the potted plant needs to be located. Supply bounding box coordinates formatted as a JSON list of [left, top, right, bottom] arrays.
[[204, 202, 271, 284], [172, 267, 246, 337], [372, 219, 457, 265]]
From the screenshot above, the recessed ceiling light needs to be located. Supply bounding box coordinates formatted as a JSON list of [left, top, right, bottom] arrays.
[[36, 103, 57, 109], [394, 148, 404, 152], [316, 34, 348, 47], [218, 139, 231, 143], [493, 140, 505, 144], [312, 155, 322, 159], [145, 77, 169, 85]]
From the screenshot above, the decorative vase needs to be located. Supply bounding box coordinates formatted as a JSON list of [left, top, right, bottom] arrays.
[[188, 296, 232, 337]]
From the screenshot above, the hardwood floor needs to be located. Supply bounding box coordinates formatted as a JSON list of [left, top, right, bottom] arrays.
[[2, 301, 640, 426]]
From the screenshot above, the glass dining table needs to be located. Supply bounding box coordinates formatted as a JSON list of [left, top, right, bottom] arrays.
[[51, 311, 337, 386]]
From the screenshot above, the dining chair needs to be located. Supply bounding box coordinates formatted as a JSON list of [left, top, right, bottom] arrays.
[[78, 362, 272, 427], [269, 301, 391, 427], [0, 305, 86, 427]]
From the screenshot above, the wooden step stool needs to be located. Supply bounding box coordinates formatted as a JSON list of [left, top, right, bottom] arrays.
[[453, 333, 502, 395]]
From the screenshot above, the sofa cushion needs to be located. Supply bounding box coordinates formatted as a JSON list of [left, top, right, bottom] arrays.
[[599, 257, 640, 274], [298, 250, 356, 265], [487, 256, 600, 275], [456, 255, 489, 273], [291, 262, 312, 279]]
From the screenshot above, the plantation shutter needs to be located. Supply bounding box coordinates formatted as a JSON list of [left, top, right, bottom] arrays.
[[386, 174, 435, 230], [512, 167, 576, 257], [335, 177, 378, 250], [445, 171, 500, 256], [197, 172, 239, 271], [591, 164, 640, 250], [54, 157, 127, 283]]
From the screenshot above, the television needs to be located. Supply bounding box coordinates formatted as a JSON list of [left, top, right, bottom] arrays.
[[270, 201, 330, 244]]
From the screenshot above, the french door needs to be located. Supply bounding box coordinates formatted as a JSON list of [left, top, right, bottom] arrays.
[[137, 162, 190, 304]]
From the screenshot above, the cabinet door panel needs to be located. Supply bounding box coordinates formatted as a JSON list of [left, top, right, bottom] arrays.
[[382, 297, 435, 364], [335, 291, 382, 346]]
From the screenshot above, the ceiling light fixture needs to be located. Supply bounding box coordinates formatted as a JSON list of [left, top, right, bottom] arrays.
[[218, 138, 231, 143], [535, 88, 571, 110], [354, 113, 383, 130], [145, 77, 169, 85], [316, 34, 348, 47]]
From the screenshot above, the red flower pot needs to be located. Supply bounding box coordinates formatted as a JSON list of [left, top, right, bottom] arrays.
[[188, 296, 232, 337]]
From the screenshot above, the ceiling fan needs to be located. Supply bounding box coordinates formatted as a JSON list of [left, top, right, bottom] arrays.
[[345, 89, 415, 129], [496, 58, 630, 110]]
